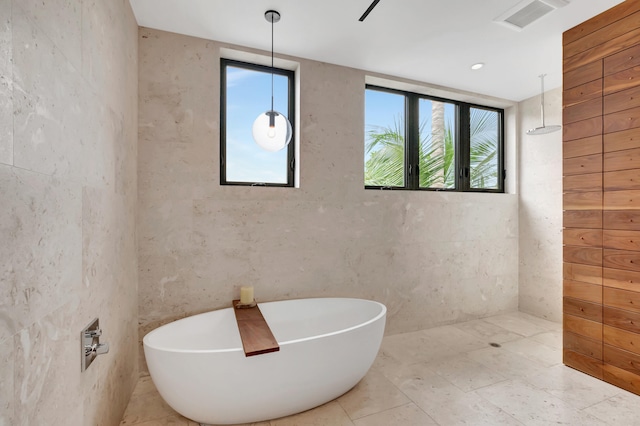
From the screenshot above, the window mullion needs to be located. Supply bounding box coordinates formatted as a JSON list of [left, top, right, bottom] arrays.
[[406, 94, 420, 189], [458, 104, 471, 191]]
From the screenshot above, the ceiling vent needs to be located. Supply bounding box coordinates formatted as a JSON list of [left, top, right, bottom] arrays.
[[495, 0, 569, 31]]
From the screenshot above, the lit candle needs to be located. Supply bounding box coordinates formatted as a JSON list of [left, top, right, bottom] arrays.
[[240, 286, 254, 305]]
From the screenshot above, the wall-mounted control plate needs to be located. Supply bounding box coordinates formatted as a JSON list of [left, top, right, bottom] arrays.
[[81, 318, 109, 372]]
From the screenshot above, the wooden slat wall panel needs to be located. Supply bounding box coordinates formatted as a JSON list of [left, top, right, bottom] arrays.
[[603, 230, 640, 251], [565, 11, 640, 58], [604, 85, 640, 115], [604, 67, 640, 96], [603, 211, 640, 230], [564, 297, 603, 322], [605, 43, 640, 76], [563, 246, 602, 266], [564, 2, 640, 395], [604, 169, 640, 191], [564, 135, 602, 159], [603, 127, 640, 153], [604, 306, 640, 334], [563, 154, 602, 175], [565, 331, 603, 359], [563, 263, 602, 285], [564, 60, 603, 90], [564, 1, 640, 45], [564, 210, 602, 229], [603, 267, 640, 292]]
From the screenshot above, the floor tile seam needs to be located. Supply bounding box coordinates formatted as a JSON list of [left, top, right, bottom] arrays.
[[348, 401, 440, 425]]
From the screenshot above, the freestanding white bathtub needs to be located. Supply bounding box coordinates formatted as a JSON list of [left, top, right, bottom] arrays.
[[143, 297, 386, 425]]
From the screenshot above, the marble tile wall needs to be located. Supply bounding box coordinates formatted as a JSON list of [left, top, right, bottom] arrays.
[[0, 0, 139, 425], [517, 87, 563, 322], [138, 27, 520, 372]]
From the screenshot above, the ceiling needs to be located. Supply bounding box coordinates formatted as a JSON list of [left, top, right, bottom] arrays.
[[129, 0, 624, 102]]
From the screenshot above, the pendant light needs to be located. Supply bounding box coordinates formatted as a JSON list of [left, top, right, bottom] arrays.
[[252, 10, 292, 152], [527, 74, 561, 135]]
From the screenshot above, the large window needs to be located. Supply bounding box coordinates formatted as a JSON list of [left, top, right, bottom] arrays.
[[220, 59, 295, 186], [365, 86, 504, 192]]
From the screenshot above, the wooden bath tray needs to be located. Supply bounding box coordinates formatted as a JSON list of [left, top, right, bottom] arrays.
[[232, 300, 280, 357]]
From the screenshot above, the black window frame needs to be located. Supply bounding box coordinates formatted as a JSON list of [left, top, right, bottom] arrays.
[[220, 58, 296, 187], [365, 84, 505, 193]]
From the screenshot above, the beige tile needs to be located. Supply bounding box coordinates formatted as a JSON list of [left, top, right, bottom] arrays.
[[501, 336, 562, 367], [529, 330, 562, 349], [0, 167, 82, 340], [483, 312, 553, 337], [583, 392, 640, 425], [477, 379, 607, 425], [389, 363, 521, 425], [0, 336, 14, 425], [524, 365, 622, 410], [429, 353, 507, 392], [352, 403, 436, 426], [452, 318, 524, 344], [0, 0, 12, 166], [12, 0, 81, 70], [337, 370, 410, 420], [466, 345, 547, 380], [119, 386, 177, 425], [270, 401, 354, 426]]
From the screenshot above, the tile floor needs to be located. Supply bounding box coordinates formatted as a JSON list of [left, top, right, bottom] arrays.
[[120, 311, 640, 426]]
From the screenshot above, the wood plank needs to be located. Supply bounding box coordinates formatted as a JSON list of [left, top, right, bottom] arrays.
[[604, 286, 640, 314], [564, 331, 603, 360], [604, 210, 640, 231], [604, 127, 640, 153], [564, 173, 602, 193], [603, 249, 640, 272], [604, 105, 640, 133], [564, 135, 602, 159], [563, 229, 603, 247], [604, 169, 640, 191], [603, 147, 640, 172], [563, 153, 602, 175], [564, 280, 603, 304], [564, 97, 602, 125], [604, 66, 640, 96], [604, 84, 640, 115], [563, 80, 603, 108], [563, 246, 602, 266], [603, 229, 640, 251], [564, 210, 603, 229], [563, 192, 603, 211], [603, 190, 640, 210], [565, 349, 604, 379], [232, 300, 279, 357], [564, 1, 640, 46], [563, 60, 603, 91], [603, 363, 640, 395], [605, 43, 640, 76], [564, 313, 603, 340], [604, 267, 640, 292], [604, 324, 640, 355], [604, 345, 640, 377], [564, 262, 603, 285], [604, 306, 640, 334], [563, 116, 602, 142], [564, 297, 603, 322], [564, 28, 640, 73], [564, 11, 640, 58]]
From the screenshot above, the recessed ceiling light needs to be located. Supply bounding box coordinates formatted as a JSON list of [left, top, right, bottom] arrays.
[[471, 63, 484, 70]]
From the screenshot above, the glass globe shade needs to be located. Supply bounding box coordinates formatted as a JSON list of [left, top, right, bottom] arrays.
[[252, 110, 292, 152]]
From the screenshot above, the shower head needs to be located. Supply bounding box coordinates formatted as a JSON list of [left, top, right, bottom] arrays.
[[526, 74, 561, 136]]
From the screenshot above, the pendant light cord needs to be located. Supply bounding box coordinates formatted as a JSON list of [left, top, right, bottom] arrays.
[[271, 15, 274, 113]]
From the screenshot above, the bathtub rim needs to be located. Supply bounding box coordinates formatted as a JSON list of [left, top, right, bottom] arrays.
[[143, 297, 386, 354]]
